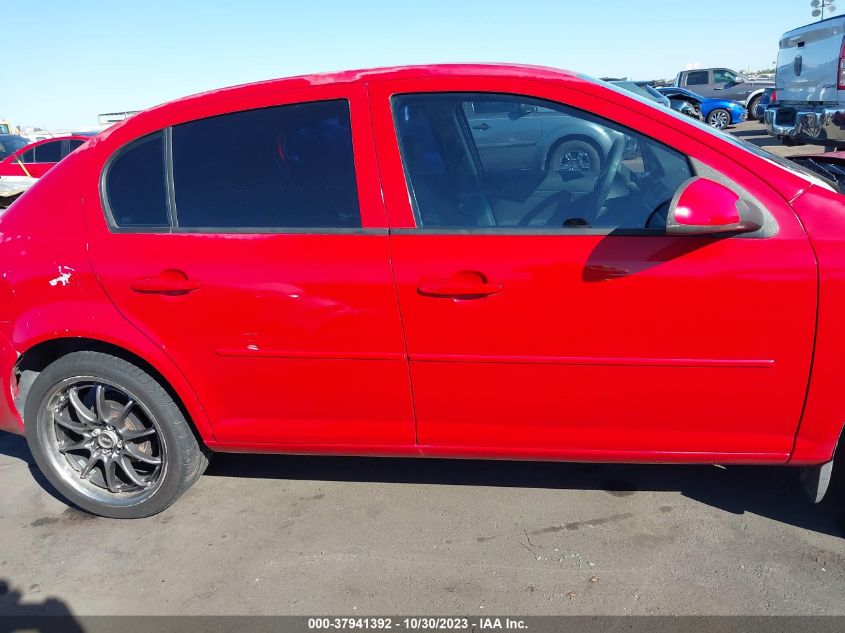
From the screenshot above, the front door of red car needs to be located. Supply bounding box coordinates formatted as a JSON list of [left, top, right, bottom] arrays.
[[370, 78, 817, 460], [87, 85, 414, 447]]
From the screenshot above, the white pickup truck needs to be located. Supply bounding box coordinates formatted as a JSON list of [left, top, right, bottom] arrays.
[[766, 15, 845, 149]]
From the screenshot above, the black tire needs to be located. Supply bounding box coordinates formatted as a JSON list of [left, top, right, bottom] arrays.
[[746, 96, 761, 121], [706, 108, 731, 130], [24, 351, 208, 518], [548, 139, 601, 173]]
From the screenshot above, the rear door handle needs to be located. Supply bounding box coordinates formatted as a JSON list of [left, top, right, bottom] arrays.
[[131, 270, 201, 295], [418, 271, 502, 299]]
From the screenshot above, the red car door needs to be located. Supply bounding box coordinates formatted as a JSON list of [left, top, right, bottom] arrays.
[[85, 83, 415, 449], [370, 76, 817, 462]]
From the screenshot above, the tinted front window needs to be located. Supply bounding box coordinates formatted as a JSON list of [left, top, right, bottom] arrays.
[[33, 141, 62, 163], [713, 70, 737, 84], [685, 71, 708, 86], [21, 149, 34, 163], [105, 132, 169, 228], [171, 100, 360, 229], [392, 93, 692, 230]]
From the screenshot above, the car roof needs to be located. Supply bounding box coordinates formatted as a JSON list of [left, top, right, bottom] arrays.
[[97, 63, 583, 138], [180, 63, 575, 103]]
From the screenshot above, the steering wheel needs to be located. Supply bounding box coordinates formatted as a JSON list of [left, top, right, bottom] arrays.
[[584, 135, 625, 225]]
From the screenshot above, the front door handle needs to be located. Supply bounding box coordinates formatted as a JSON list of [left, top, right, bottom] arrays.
[[418, 271, 502, 299], [131, 270, 200, 295], [472, 123, 491, 131]]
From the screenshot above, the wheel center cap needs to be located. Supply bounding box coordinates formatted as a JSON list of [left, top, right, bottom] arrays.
[[97, 430, 118, 450]]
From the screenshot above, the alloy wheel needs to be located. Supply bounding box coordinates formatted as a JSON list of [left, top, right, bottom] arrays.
[[708, 110, 729, 129], [558, 149, 594, 172], [38, 377, 167, 505]]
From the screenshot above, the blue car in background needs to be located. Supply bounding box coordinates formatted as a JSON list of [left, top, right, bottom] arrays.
[[656, 86, 747, 130]]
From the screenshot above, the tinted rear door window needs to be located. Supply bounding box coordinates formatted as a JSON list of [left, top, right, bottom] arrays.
[[33, 141, 62, 163], [685, 71, 709, 86], [171, 100, 360, 230]]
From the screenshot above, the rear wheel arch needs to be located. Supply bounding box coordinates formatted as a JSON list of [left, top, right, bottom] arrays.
[[744, 88, 766, 108], [13, 337, 212, 449]]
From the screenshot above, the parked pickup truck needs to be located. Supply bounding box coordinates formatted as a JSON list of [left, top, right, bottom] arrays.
[[766, 16, 845, 149], [673, 68, 773, 119]]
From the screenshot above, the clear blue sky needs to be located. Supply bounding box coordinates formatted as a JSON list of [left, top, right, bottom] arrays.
[[2, 0, 820, 129]]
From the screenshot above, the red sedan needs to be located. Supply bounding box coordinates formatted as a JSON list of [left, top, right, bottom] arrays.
[[2, 64, 844, 518], [0, 134, 92, 178]]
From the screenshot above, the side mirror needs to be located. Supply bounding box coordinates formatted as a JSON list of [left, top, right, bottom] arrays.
[[666, 177, 760, 235]]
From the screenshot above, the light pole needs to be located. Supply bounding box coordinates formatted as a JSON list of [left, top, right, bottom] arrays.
[[811, 0, 837, 19]]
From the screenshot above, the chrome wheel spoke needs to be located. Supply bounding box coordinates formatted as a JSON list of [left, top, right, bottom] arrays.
[[103, 458, 120, 493], [123, 443, 161, 465], [116, 400, 135, 425], [117, 455, 149, 488], [95, 385, 108, 422], [68, 387, 97, 424], [59, 437, 91, 453], [122, 426, 155, 441], [79, 452, 100, 479], [54, 411, 89, 433]]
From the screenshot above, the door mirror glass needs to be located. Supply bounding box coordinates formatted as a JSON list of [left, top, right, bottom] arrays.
[[666, 177, 759, 235]]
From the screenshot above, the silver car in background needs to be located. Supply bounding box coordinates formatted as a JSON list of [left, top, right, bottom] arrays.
[[766, 15, 845, 149]]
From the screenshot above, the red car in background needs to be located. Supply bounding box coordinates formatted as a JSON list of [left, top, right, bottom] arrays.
[[0, 134, 93, 178], [2, 64, 845, 518]]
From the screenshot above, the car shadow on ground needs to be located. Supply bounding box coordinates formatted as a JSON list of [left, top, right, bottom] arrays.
[[2, 430, 843, 538], [202, 450, 845, 538], [0, 580, 84, 630]]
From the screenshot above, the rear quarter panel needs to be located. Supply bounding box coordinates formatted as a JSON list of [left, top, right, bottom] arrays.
[[0, 152, 213, 439]]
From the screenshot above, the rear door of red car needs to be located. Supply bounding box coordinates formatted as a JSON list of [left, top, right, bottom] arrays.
[[86, 83, 415, 448], [370, 74, 817, 461], [3, 140, 63, 177]]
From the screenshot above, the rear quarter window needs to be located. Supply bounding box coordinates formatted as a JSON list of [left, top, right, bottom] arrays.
[[104, 132, 170, 228]]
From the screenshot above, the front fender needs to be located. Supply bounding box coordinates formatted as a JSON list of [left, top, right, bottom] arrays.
[[789, 185, 845, 464]]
